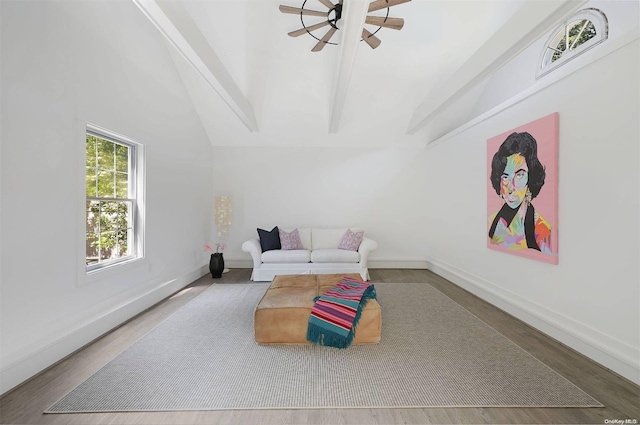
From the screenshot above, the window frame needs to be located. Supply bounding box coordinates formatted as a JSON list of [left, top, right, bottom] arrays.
[[83, 123, 145, 277], [537, 8, 608, 79]]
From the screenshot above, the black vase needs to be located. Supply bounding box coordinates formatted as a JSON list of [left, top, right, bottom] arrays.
[[209, 253, 224, 278]]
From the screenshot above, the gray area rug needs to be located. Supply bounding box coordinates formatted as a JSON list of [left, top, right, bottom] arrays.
[[46, 282, 602, 412]]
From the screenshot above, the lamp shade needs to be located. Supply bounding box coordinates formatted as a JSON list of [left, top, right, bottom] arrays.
[[214, 195, 232, 242]]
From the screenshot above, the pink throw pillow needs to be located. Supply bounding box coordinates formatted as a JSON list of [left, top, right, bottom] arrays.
[[279, 228, 304, 250], [338, 229, 364, 251]]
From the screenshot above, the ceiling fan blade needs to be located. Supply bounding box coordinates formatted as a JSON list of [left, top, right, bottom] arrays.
[[362, 28, 382, 49], [288, 20, 330, 37], [365, 16, 404, 30], [317, 0, 334, 9], [368, 0, 411, 13], [312, 27, 338, 52], [279, 5, 328, 17]]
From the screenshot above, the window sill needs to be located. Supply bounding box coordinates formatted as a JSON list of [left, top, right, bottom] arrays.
[[79, 256, 148, 287]]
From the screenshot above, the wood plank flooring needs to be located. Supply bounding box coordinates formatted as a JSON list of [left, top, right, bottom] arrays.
[[1, 269, 638, 424]]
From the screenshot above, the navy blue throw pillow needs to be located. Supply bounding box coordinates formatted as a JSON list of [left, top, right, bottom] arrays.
[[257, 226, 281, 252]]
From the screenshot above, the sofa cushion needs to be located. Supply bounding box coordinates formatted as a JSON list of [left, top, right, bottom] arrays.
[[311, 228, 342, 250], [279, 228, 304, 250], [262, 249, 311, 263], [257, 226, 281, 252], [310, 248, 360, 263], [338, 229, 364, 251]]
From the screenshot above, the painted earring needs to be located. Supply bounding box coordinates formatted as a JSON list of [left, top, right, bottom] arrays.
[[526, 188, 532, 204]]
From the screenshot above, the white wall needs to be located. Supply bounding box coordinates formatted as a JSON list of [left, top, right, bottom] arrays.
[[422, 23, 639, 384], [0, 0, 213, 394], [212, 147, 429, 268]]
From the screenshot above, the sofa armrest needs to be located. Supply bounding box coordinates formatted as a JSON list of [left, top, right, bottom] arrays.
[[358, 237, 378, 267], [242, 239, 263, 268]]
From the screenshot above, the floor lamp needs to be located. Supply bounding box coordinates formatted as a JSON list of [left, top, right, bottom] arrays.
[[214, 194, 232, 273]]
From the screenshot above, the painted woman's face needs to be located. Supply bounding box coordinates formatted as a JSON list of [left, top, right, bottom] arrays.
[[501, 153, 529, 209]]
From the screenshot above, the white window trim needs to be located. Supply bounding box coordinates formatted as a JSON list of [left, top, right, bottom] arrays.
[[537, 8, 608, 79], [77, 121, 146, 286]]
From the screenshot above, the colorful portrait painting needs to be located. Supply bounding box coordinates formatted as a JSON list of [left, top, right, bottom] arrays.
[[487, 112, 559, 264]]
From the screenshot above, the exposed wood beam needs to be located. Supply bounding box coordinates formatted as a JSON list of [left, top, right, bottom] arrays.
[[406, 0, 588, 136], [132, 0, 259, 132], [328, 0, 369, 133]]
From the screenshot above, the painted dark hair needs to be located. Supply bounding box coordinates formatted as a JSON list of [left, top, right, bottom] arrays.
[[490, 132, 546, 199]]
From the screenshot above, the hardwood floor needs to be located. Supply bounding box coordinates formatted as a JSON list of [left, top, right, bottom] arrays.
[[1, 269, 638, 424]]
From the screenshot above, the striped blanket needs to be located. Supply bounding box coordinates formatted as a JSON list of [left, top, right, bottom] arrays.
[[306, 276, 377, 349]]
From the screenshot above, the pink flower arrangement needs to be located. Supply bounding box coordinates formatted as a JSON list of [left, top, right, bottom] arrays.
[[204, 243, 226, 254]]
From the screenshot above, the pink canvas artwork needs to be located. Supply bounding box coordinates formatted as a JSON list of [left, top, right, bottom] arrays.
[[486, 112, 559, 264]]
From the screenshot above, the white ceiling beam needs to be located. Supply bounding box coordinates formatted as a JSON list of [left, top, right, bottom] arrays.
[[328, 0, 369, 134], [407, 0, 588, 136], [132, 0, 259, 132]]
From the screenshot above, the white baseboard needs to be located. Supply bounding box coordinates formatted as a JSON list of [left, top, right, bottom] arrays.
[[0, 265, 209, 396], [426, 256, 640, 385], [224, 258, 428, 270]]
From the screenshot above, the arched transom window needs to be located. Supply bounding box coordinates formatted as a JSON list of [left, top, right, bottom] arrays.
[[538, 8, 608, 78]]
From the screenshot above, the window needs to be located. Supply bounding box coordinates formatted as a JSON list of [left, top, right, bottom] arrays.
[[538, 8, 608, 78], [85, 125, 142, 271]]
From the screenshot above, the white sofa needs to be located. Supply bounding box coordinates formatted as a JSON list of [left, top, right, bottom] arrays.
[[242, 228, 378, 281]]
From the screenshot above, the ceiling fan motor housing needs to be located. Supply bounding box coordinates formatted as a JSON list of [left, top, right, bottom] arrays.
[[328, 3, 343, 29]]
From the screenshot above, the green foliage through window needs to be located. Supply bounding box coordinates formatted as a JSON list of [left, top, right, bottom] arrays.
[[550, 19, 596, 62], [86, 132, 135, 267]]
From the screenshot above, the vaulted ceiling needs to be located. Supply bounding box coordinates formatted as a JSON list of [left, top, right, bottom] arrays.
[[132, 0, 585, 147]]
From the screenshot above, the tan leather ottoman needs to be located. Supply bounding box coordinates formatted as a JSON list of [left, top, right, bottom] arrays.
[[254, 274, 382, 345]]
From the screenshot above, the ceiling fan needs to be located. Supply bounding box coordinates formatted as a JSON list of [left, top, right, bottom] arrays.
[[279, 0, 411, 52]]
